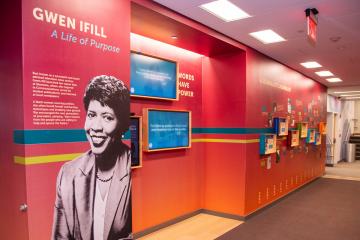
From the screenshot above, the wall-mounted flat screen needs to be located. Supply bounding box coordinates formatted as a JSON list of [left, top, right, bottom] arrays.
[[144, 109, 191, 151], [129, 116, 142, 168], [130, 52, 178, 100], [123, 116, 142, 169]]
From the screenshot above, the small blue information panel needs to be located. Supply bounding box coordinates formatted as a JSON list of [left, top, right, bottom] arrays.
[[147, 110, 190, 151], [123, 116, 142, 168], [130, 117, 141, 167], [130, 52, 178, 100]]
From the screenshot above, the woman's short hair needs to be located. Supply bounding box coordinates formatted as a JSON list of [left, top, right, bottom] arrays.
[[83, 75, 130, 134]]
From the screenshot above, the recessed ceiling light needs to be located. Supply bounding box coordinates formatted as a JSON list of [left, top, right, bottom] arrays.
[[200, 0, 251, 22], [334, 91, 360, 94], [315, 71, 334, 77], [340, 94, 360, 97], [171, 35, 178, 39], [249, 29, 286, 44], [326, 77, 342, 82], [300, 61, 322, 68]]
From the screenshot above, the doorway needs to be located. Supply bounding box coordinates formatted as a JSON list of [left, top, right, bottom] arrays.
[[326, 112, 338, 165]]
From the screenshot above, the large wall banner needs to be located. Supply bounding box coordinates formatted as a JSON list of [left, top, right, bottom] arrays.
[[20, 0, 131, 239]]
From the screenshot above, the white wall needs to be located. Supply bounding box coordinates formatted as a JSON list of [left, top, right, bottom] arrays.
[[339, 101, 355, 161], [326, 112, 342, 164], [326, 112, 334, 164], [327, 95, 341, 113], [354, 101, 360, 133], [334, 113, 342, 164], [326, 96, 356, 164]]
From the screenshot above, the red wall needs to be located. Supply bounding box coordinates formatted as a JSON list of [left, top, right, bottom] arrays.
[[0, 1, 328, 237], [128, 34, 328, 225], [17, 0, 130, 239], [0, 1, 29, 239], [244, 49, 327, 214]]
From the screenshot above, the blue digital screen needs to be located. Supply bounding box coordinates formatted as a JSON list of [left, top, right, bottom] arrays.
[[130, 117, 140, 167], [147, 110, 190, 150], [130, 52, 177, 100], [123, 117, 141, 167]]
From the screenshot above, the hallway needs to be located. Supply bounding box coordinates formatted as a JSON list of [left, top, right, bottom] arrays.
[[217, 177, 360, 240], [324, 160, 360, 180], [138, 173, 360, 240]]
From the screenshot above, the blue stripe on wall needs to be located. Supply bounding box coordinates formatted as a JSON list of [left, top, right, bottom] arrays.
[[14, 128, 273, 144]]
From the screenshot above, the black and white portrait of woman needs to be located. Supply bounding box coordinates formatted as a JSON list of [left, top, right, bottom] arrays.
[[52, 75, 132, 240]]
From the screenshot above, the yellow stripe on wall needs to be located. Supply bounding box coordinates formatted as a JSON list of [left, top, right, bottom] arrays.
[[192, 138, 259, 143], [14, 138, 260, 165], [14, 153, 83, 165]]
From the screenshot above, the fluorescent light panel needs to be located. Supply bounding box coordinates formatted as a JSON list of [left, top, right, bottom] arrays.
[[344, 97, 360, 100], [200, 0, 251, 22], [334, 91, 360, 94], [249, 29, 286, 44], [326, 77, 342, 82], [340, 94, 360, 97], [315, 71, 334, 77], [300, 61, 322, 68]]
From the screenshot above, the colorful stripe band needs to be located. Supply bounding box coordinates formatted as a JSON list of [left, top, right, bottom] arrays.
[[14, 128, 273, 144], [14, 138, 261, 165]]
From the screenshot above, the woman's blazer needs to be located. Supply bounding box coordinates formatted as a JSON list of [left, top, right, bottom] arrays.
[[51, 147, 132, 240]]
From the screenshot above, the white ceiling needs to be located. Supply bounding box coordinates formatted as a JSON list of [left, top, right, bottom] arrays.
[[154, 0, 360, 92]]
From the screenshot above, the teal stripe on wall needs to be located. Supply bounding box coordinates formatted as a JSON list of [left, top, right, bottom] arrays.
[[123, 131, 131, 140], [14, 129, 87, 144], [14, 127, 273, 144], [14, 129, 131, 144]]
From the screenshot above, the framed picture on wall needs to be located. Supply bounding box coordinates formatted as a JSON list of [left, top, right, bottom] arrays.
[[319, 122, 327, 135], [143, 108, 191, 152], [273, 117, 289, 136], [130, 52, 179, 100], [288, 129, 300, 147], [297, 122, 309, 138], [259, 134, 277, 155], [315, 132, 322, 145], [306, 129, 316, 143]]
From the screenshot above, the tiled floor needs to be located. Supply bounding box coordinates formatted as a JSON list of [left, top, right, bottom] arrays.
[[324, 160, 360, 181]]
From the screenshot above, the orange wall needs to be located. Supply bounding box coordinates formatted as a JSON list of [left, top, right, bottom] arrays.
[[130, 36, 250, 231], [130, 34, 204, 232], [202, 52, 247, 216]]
